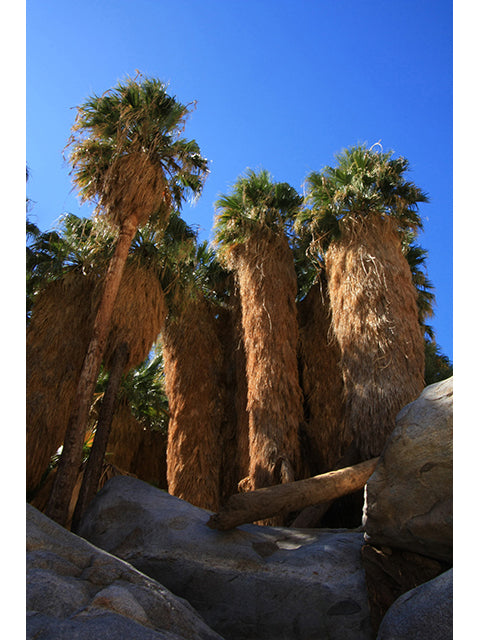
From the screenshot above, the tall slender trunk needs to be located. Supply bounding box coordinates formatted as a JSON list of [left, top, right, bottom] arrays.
[[71, 342, 129, 532], [45, 216, 138, 526]]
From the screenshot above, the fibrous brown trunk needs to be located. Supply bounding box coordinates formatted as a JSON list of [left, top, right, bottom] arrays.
[[325, 217, 425, 460], [208, 457, 379, 530], [130, 428, 168, 489], [26, 273, 97, 496], [297, 276, 346, 476], [45, 216, 138, 526], [230, 232, 303, 511], [216, 289, 249, 504], [163, 296, 224, 511], [106, 399, 145, 474], [71, 341, 129, 532]]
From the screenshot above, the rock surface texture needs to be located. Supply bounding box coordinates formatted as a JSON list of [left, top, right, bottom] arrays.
[[361, 544, 450, 634], [377, 569, 453, 639], [78, 476, 373, 640], [27, 504, 224, 640], [364, 376, 453, 562]]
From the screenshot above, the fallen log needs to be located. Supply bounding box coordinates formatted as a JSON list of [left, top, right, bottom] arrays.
[[290, 443, 362, 528], [207, 457, 379, 530]]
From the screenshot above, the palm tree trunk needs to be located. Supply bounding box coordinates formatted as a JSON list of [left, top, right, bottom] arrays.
[[216, 293, 249, 504], [163, 297, 224, 511], [297, 277, 346, 476], [233, 232, 303, 514], [26, 273, 97, 496], [45, 216, 138, 526], [325, 216, 425, 460], [71, 341, 129, 532]]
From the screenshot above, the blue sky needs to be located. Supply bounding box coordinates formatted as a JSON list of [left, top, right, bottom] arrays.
[[26, 0, 453, 360]]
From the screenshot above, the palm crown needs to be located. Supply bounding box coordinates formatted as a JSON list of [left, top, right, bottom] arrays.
[[298, 144, 429, 250], [67, 74, 209, 227], [214, 168, 303, 253]]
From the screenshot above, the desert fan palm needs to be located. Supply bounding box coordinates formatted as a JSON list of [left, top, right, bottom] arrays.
[[162, 241, 228, 511], [46, 74, 208, 525], [214, 170, 304, 521], [299, 144, 428, 461]]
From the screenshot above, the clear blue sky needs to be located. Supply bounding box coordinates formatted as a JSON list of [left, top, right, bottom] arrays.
[[26, 0, 453, 360]]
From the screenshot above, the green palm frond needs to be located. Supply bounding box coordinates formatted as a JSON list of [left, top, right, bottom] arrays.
[[298, 144, 429, 255], [214, 168, 303, 254], [402, 234, 436, 334], [286, 224, 323, 301], [121, 349, 170, 433], [66, 73, 209, 221]]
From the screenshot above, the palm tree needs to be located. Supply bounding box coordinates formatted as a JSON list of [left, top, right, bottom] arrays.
[[424, 340, 453, 385], [290, 233, 347, 478], [297, 272, 346, 476], [98, 349, 169, 487], [162, 241, 228, 511], [27, 212, 176, 516], [402, 233, 436, 340], [298, 144, 428, 461], [72, 212, 195, 527], [214, 169, 304, 513], [45, 74, 208, 525], [215, 281, 250, 504], [27, 214, 112, 496]]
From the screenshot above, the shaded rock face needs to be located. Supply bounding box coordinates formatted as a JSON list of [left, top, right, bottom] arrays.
[[364, 377, 453, 562], [26, 504, 224, 640], [377, 569, 453, 640], [78, 476, 373, 640], [361, 544, 450, 635]]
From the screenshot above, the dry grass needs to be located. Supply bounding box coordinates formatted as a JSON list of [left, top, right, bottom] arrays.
[[26, 272, 98, 493], [298, 277, 347, 475], [325, 215, 425, 458], [163, 296, 224, 511], [227, 230, 303, 505]]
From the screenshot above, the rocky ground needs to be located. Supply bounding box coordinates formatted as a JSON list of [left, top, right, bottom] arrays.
[[26, 376, 453, 640]]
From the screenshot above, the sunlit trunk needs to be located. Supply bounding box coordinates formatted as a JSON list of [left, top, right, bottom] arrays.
[[231, 231, 303, 525], [163, 297, 224, 511], [325, 216, 425, 460], [45, 216, 138, 526]]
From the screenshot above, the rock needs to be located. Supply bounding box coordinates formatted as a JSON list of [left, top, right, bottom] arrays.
[[361, 544, 450, 635], [26, 504, 224, 640], [78, 476, 373, 640], [364, 377, 453, 562], [376, 569, 453, 639]]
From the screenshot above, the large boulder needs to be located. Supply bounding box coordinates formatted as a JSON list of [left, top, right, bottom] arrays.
[[78, 476, 373, 640], [377, 569, 453, 639], [364, 377, 453, 562], [27, 504, 224, 640]]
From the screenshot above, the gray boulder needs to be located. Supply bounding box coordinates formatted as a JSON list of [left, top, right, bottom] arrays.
[[27, 504, 224, 640], [364, 377, 453, 562], [377, 568, 452, 639], [78, 476, 373, 640]]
